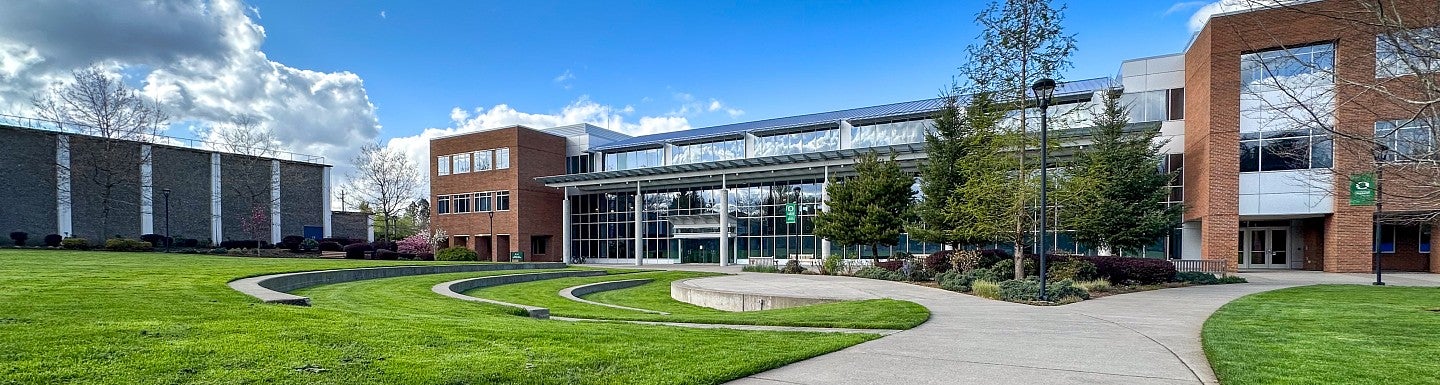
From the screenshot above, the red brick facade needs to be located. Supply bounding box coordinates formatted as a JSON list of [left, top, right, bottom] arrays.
[[1185, 0, 1439, 272], [430, 126, 567, 262]]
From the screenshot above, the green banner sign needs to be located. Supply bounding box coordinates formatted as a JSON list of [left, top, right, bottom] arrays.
[[785, 203, 798, 224], [510, 251, 524, 262], [1349, 173, 1376, 206]]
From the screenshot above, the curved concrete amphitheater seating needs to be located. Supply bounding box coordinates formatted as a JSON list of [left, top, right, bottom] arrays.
[[671, 277, 843, 311], [230, 262, 568, 306], [559, 279, 670, 315], [433, 270, 607, 318]]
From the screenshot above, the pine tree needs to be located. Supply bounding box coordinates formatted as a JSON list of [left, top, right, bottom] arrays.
[[816, 152, 915, 260], [1063, 90, 1182, 255], [914, 91, 1011, 248]]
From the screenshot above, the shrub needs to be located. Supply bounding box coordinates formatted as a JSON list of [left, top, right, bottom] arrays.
[[374, 249, 399, 260], [320, 237, 362, 246], [1175, 271, 1220, 285], [821, 253, 843, 275], [976, 249, 1013, 269], [371, 241, 397, 253], [923, 250, 955, 273], [9, 231, 27, 246], [209, 248, 228, 254], [936, 270, 972, 292], [43, 234, 62, 247], [318, 241, 343, 252], [997, 278, 1090, 302], [898, 260, 932, 281], [104, 238, 153, 252], [1047, 279, 1090, 301], [140, 234, 171, 248], [988, 258, 1034, 281], [60, 237, 90, 250], [852, 266, 904, 281], [343, 243, 374, 259], [1216, 276, 1248, 284], [396, 233, 436, 254], [300, 238, 319, 251], [779, 259, 806, 274], [971, 280, 1002, 299], [1046, 258, 1098, 282], [436, 246, 478, 261], [742, 264, 779, 273], [416, 252, 435, 261], [1075, 279, 1113, 293], [1081, 256, 1177, 285], [219, 240, 260, 249]]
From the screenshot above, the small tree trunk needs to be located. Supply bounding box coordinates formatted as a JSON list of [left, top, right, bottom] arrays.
[[1013, 241, 1025, 280], [872, 244, 880, 262]]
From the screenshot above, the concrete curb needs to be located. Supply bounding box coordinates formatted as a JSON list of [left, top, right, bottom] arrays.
[[559, 279, 670, 315], [433, 270, 607, 318], [671, 277, 847, 311], [229, 262, 568, 306], [551, 316, 901, 335]]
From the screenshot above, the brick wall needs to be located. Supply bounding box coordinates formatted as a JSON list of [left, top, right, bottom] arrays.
[[430, 126, 566, 262]]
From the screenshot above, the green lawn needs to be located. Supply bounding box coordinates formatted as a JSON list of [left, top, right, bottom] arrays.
[[0, 249, 888, 384], [1203, 285, 1440, 385], [466, 270, 930, 329]]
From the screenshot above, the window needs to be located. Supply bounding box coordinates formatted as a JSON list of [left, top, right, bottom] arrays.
[[566, 154, 593, 174], [437, 195, 451, 214], [476, 192, 493, 212], [1422, 225, 1432, 253], [496, 191, 511, 211], [495, 148, 510, 169], [1377, 27, 1440, 78], [850, 119, 932, 148], [1239, 131, 1331, 172], [604, 148, 663, 171], [475, 150, 493, 171], [754, 129, 839, 157], [1377, 224, 1397, 253], [454, 193, 471, 213], [452, 153, 471, 174], [1167, 88, 1185, 120], [671, 139, 743, 164], [437, 155, 450, 176], [531, 235, 550, 255], [1375, 120, 1436, 162]]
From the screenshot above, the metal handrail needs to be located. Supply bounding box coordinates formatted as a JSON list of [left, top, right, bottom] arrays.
[[0, 113, 326, 164]]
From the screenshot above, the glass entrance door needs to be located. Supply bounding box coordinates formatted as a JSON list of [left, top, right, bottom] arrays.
[[1237, 228, 1288, 269]]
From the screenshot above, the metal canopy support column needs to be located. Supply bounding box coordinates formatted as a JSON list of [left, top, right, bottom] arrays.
[[634, 183, 643, 266], [562, 188, 572, 264], [719, 174, 729, 267], [819, 166, 831, 261]]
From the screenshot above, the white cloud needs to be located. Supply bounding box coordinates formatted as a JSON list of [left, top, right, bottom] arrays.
[[553, 69, 575, 89], [1187, 0, 1298, 32], [379, 10, 387, 19], [383, 97, 695, 191], [0, 0, 382, 189], [1165, 1, 1209, 16]]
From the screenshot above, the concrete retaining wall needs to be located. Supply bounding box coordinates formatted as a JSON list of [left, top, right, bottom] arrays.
[[560, 279, 668, 314], [229, 262, 568, 306], [671, 278, 842, 311], [434, 270, 607, 318]]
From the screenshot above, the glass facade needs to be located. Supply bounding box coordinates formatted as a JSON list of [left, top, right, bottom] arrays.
[[570, 179, 946, 262], [604, 148, 663, 171], [851, 119, 932, 148], [1376, 120, 1436, 162], [1377, 26, 1440, 78], [1239, 43, 1335, 173], [671, 139, 743, 164], [753, 129, 839, 157]]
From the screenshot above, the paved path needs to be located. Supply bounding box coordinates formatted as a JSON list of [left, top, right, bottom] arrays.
[[626, 267, 1440, 385]]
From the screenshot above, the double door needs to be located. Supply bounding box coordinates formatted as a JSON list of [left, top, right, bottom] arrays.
[[1238, 227, 1289, 269]]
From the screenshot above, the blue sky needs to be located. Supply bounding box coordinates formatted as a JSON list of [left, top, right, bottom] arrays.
[[247, 0, 1207, 139], [0, 0, 1227, 182]]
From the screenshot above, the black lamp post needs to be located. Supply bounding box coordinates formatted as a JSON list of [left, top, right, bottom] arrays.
[[488, 210, 496, 262], [793, 186, 802, 258], [1032, 78, 1057, 301], [1373, 145, 1386, 286], [162, 188, 171, 252]]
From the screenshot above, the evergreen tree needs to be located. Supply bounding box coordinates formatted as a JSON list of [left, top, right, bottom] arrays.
[[914, 91, 1011, 248], [816, 152, 916, 260], [1063, 90, 1182, 255]]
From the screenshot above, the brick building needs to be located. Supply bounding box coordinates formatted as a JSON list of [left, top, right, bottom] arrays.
[[429, 124, 629, 262]]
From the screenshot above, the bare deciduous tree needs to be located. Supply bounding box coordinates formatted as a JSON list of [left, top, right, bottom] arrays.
[[31, 65, 168, 240], [347, 143, 421, 241], [210, 115, 282, 244]]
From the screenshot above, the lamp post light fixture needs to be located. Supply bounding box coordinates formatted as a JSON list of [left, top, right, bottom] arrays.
[[162, 188, 171, 252], [488, 211, 496, 262], [1031, 78, 1057, 301]]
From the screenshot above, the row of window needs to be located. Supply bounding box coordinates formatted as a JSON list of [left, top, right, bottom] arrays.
[[436, 190, 512, 214], [1375, 224, 1431, 254], [437, 148, 510, 176], [1118, 88, 1185, 123], [1377, 27, 1440, 78]]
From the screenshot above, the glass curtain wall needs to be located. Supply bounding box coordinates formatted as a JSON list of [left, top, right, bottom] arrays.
[[1238, 43, 1335, 173], [671, 139, 743, 164]]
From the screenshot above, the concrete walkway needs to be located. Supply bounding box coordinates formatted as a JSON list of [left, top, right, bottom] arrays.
[[613, 265, 1440, 385]]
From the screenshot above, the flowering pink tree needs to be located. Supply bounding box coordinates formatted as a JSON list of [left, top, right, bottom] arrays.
[[397, 229, 446, 255], [238, 205, 269, 254]]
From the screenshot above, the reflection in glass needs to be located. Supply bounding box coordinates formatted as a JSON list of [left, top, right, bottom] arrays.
[[671, 139, 743, 164], [851, 119, 932, 148], [754, 129, 839, 157]]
